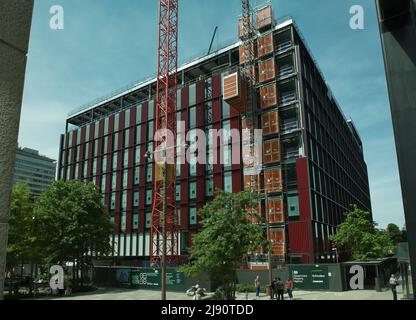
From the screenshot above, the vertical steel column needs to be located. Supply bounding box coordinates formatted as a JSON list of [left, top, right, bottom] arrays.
[[151, 0, 179, 300]]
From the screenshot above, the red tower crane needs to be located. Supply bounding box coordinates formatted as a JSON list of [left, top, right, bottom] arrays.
[[150, 0, 179, 300]]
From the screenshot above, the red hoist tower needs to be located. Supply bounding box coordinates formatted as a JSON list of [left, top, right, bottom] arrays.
[[150, 0, 179, 276]]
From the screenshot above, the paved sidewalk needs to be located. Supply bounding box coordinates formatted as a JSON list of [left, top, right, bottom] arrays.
[[33, 285, 407, 300]]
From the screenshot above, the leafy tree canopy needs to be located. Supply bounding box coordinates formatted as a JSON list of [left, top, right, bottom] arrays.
[[332, 206, 394, 261], [34, 180, 114, 266], [181, 191, 265, 300], [7, 183, 37, 268]]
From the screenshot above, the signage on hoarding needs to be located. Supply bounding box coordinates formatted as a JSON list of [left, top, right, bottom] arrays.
[[131, 268, 185, 291], [289, 265, 329, 290]]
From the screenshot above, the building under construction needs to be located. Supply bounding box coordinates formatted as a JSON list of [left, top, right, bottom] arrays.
[[58, 5, 371, 267]]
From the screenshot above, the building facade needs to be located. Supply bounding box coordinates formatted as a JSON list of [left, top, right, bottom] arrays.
[[376, 0, 416, 298], [58, 15, 371, 267], [14, 147, 57, 197]]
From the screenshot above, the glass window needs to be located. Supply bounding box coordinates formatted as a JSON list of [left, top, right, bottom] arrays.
[[85, 125, 90, 141], [125, 109, 131, 128], [136, 104, 142, 124], [94, 122, 99, 138], [222, 100, 230, 119], [189, 83, 196, 106], [122, 170, 128, 189], [148, 100, 154, 120], [206, 176, 214, 197], [93, 159, 97, 175], [133, 213, 139, 230], [189, 107, 196, 128], [113, 133, 119, 151], [114, 114, 120, 132], [101, 175, 106, 191], [67, 149, 72, 164], [123, 149, 129, 168], [223, 145, 232, 168], [189, 207, 197, 225], [121, 192, 127, 209], [103, 136, 108, 154], [134, 167, 140, 185], [74, 165, 79, 179], [104, 118, 109, 135], [133, 192, 139, 207], [68, 131, 73, 146], [288, 194, 300, 217], [146, 189, 152, 205], [145, 211, 151, 228], [94, 141, 98, 157], [135, 146, 141, 164], [110, 193, 116, 210], [224, 172, 232, 193], [83, 161, 88, 177], [146, 164, 153, 183], [124, 129, 130, 148], [147, 121, 154, 141], [136, 125, 141, 144], [222, 121, 231, 145], [177, 88, 182, 110], [121, 212, 126, 232], [102, 156, 107, 173], [113, 152, 118, 170], [112, 173, 117, 191], [176, 157, 181, 177], [84, 142, 90, 160], [190, 163, 196, 176], [77, 129, 81, 145], [176, 184, 181, 201], [76, 146, 80, 162], [190, 181, 197, 199], [206, 149, 213, 173]]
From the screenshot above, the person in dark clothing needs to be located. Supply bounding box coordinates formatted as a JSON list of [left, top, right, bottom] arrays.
[[271, 277, 278, 300], [275, 277, 284, 300]]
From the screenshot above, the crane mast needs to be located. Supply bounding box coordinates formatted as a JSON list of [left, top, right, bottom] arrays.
[[150, 0, 179, 270]]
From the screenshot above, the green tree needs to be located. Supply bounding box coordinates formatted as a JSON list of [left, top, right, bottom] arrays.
[[331, 206, 394, 261], [6, 183, 38, 274], [386, 223, 405, 243], [34, 180, 114, 287], [181, 191, 265, 300]]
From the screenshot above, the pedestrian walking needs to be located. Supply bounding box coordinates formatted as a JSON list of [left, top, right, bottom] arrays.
[[254, 275, 261, 298], [389, 274, 399, 300], [271, 277, 278, 300], [275, 277, 284, 300], [285, 277, 294, 300]]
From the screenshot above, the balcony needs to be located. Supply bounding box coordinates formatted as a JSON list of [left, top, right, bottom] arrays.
[[276, 40, 292, 54], [281, 118, 299, 134], [280, 91, 297, 106], [284, 148, 299, 161], [277, 64, 295, 80]]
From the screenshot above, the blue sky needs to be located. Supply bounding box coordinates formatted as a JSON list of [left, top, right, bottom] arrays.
[[19, 0, 404, 228]]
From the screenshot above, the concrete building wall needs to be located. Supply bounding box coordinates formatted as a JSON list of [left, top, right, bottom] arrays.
[[376, 0, 416, 298], [0, 0, 34, 300]]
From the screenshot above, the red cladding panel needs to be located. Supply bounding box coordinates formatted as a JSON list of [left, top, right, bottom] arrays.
[[296, 157, 311, 221], [212, 74, 221, 99], [232, 170, 242, 193], [142, 101, 149, 123], [181, 205, 188, 229], [197, 178, 204, 202], [289, 221, 310, 254]]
